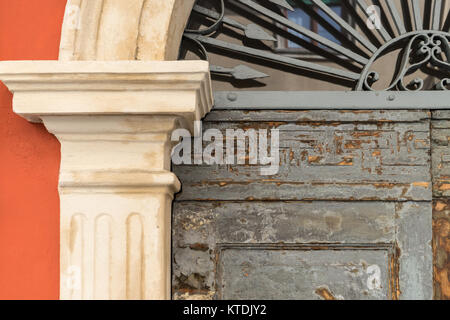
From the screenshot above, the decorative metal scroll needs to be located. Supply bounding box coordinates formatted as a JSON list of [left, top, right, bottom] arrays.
[[182, 0, 450, 91]]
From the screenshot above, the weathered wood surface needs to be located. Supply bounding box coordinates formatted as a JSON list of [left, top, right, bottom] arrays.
[[431, 112, 450, 300], [432, 112, 450, 197], [218, 248, 390, 300], [174, 110, 431, 201], [173, 202, 397, 246], [204, 110, 430, 122], [172, 201, 432, 300], [433, 200, 450, 300], [396, 202, 433, 300], [172, 110, 434, 300]]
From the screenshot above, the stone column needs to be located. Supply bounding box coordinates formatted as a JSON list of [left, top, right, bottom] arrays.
[[0, 60, 213, 300]]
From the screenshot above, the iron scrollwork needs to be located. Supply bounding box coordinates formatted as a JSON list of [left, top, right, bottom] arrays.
[[183, 0, 450, 91], [359, 32, 450, 91]]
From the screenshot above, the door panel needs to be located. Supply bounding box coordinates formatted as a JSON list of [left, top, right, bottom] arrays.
[[218, 248, 390, 300]]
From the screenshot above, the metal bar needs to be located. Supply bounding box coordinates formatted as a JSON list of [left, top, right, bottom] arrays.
[[210, 64, 269, 80], [432, 0, 443, 30], [184, 34, 360, 81], [444, 8, 450, 31], [267, 0, 294, 11], [385, 1, 407, 35], [214, 91, 450, 109], [235, 0, 369, 65], [355, 0, 393, 42], [412, 0, 423, 31], [192, 5, 276, 41], [310, 0, 378, 52], [193, 5, 244, 30]]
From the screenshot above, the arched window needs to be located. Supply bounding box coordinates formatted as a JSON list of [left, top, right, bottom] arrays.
[[183, 0, 450, 93]]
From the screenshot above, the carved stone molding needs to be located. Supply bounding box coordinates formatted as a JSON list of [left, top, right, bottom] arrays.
[[0, 60, 213, 299], [59, 0, 195, 61]]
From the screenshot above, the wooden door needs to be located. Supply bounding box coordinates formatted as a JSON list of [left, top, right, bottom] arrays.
[[172, 109, 434, 300]]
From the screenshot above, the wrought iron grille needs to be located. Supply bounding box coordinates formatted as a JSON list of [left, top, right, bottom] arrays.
[[181, 0, 450, 91]]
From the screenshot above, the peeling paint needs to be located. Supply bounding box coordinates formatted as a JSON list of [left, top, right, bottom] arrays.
[[433, 201, 450, 300], [314, 286, 337, 300], [172, 110, 435, 300]]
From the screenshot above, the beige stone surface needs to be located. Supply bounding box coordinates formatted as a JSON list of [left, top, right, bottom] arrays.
[[59, 0, 195, 61], [0, 60, 212, 129], [0, 60, 213, 299]]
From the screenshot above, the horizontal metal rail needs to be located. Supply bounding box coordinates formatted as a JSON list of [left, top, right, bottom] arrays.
[[213, 91, 450, 109]]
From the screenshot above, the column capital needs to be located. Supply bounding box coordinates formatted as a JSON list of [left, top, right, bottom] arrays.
[[0, 60, 212, 128], [0, 60, 213, 194]]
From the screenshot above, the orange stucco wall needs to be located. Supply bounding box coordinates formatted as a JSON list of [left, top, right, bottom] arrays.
[[0, 0, 66, 299]]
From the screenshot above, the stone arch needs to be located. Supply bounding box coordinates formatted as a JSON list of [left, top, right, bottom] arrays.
[[59, 0, 195, 61]]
